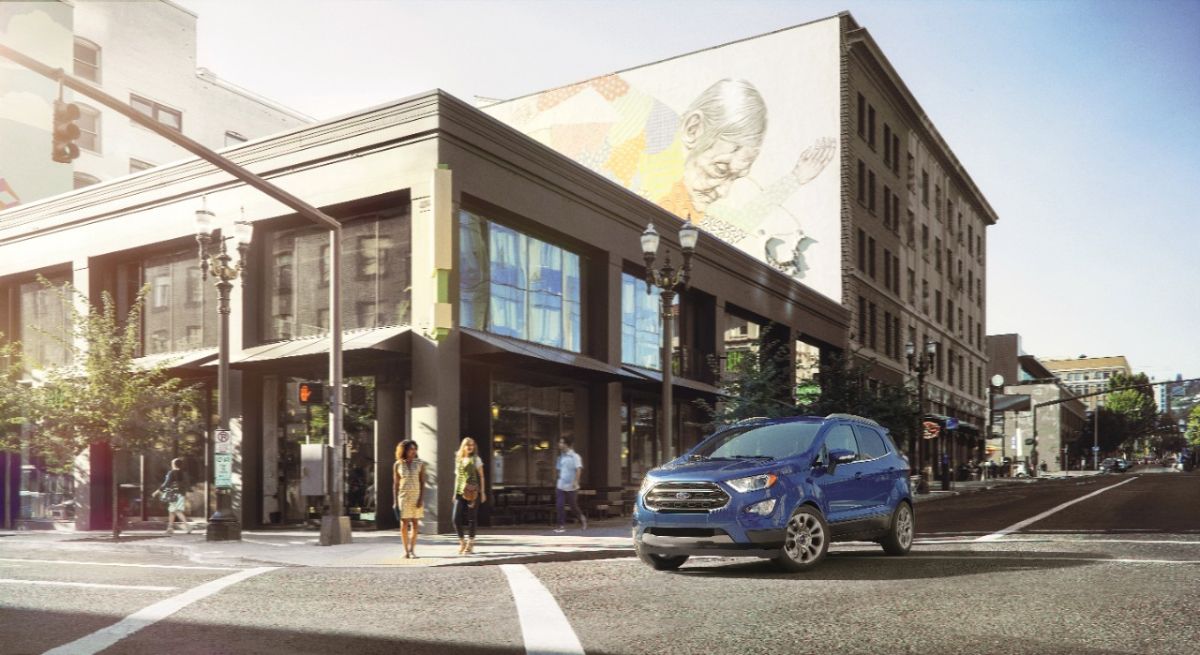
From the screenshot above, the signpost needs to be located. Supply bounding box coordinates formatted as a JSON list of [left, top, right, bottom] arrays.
[[214, 429, 232, 488]]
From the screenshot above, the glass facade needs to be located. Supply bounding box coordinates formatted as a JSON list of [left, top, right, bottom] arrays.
[[491, 380, 575, 487], [142, 249, 218, 354], [265, 207, 411, 341], [19, 276, 71, 371], [621, 274, 670, 369], [460, 211, 581, 352]]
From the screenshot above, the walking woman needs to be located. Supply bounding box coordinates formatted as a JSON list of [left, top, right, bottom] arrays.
[[453, 436, 486, 554], [392, 439, 426, 559], [156, 458, 191, 535]]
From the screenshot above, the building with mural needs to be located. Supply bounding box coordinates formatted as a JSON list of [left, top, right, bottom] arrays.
[[483, 13, 998, 476], [0, 0, 309, 208]]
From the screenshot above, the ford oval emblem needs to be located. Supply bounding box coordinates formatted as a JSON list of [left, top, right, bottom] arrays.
[[675, 492, 692, 499]]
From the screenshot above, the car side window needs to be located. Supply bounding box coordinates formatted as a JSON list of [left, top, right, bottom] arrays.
[[853, 425, 889, 460], [823, 424, 860, 460]]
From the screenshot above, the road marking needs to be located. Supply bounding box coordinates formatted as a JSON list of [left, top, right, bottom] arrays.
[[42, 566, 276, 655], [0, 557, 235, 571], [975, 476, 1139, 542], [241, 538, 290, 548], [501, 564, 585, 655], [0, 579, 177, 591], [847, 554, 1200, 565]]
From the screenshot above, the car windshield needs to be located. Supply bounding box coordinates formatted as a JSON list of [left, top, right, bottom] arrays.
[[693, 422, 822, 460]]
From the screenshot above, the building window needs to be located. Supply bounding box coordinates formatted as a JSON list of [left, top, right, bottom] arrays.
[[935, 290, 943, 323], [73, 38, 101, 83], [857, 228, 866, 271], [77, 104, 101, 153], [857, 160, 865, 204], [868, 170, 876, 213], [921, 170, 929, 206], [868, 303, 877, 350], [18, 276, 72, 370], [892, 134, 901, 172], [492, 381, 575, 487], [73, 172, 100, 189], [857, 296, 867, 343], [130, 94, 183, 131], [907, 268, 916, 304], [129, 158, 153, 173], [224, 131, 248, 147], [884, 311, 893, 358], [883, 250, 892, 291], [883, 124, 891, 165], [868, 237, 876, 279], [935, 237, 942, 272], [883, 186, 891, 227], [266, 205, 410, 340], [857, 94, 865, 137], [140, 250, 218, 354], [460, 210, 581, 352], [868, 105, 876, 149], [620, 273, 678, 369]]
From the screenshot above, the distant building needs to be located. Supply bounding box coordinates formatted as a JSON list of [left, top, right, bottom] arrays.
[[1040, 356, 1132, 411], [987, 334, 1087, 473], [0, 0, 310, 206]]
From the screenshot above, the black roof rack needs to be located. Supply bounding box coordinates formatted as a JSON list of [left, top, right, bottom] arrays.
[[825, 413, 882, 428]]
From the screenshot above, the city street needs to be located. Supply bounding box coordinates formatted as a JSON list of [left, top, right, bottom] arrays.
[[2, 472, 1197, 655]]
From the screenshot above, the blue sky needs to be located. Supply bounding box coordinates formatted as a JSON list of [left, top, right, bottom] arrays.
[[181, 0, 1200, 381]]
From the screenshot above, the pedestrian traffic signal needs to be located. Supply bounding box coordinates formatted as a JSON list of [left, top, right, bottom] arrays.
[[298, 381, 324, 405], [51, 100, 82, 163]]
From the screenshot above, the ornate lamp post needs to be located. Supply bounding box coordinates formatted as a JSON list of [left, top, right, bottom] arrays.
[[641, 218, 699, 465], [905, 338, 937, 493], [195, 203, 251, 541]]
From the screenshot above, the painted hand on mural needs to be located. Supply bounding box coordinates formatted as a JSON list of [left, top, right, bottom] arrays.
[[791, 137, 836, 185]]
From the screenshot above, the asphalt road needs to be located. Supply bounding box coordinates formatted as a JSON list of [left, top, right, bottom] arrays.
[[2, 471, 1197, 655]]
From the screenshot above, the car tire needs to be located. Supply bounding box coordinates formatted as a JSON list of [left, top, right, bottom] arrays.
[[635, 542, 689, 571], [773, 505, 829, 572], [880, 501, 915, 556]]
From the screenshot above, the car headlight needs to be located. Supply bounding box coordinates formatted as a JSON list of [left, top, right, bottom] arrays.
[[726, 473, 778, 493], [745, 498, 777, 516], [639, 476, 656, 495]]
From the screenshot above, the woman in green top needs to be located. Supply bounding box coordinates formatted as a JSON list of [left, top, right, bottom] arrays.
[[453, 436, 486, 554]]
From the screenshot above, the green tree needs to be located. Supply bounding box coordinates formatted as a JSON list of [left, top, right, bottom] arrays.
[[1103, 372, 1158, 449], [797, 350, 920, 453], [697, 334, 800, 428], [0, 337, 29, 453], [25, 280, 200, 538], [1186, 405, 1200, 447]]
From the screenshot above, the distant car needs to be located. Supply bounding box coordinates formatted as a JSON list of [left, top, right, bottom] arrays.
[[1117, 459, 1133, 472], [1099, 458, 1122, 473]]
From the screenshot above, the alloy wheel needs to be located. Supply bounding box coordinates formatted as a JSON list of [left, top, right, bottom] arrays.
[[784, 511, 825, 563]]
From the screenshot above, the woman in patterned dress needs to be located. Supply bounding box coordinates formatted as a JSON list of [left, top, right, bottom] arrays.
[[156, 457, 191, 535], [393, 440, 426, 559]]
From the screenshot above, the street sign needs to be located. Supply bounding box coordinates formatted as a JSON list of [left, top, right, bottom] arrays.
[[945, 417, 959, 430], [214, 429, 232, 455], [215, 453, 233, 487], [1092, 445, 1101, 452]]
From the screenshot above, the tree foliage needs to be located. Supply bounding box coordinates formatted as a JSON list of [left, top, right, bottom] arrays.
[[1187, 405, 1200, 448], [1103, 372, 1158, 448], [24, 280, 202, 472], [0, 337, 29, 451]]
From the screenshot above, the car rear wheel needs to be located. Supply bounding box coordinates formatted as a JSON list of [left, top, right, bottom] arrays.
[[773, 505, 829, 572], [880, 501, 914, 555], [635, 542, 689, 571]]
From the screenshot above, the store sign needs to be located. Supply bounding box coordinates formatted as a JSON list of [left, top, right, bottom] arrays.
[[215, 453, 233, 488], [922, 420, 941, 440]]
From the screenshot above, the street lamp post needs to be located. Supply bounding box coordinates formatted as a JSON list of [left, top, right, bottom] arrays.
[[989, 374, 1004, 479], [905, 339, 937, 494], [641, 218, 699, 465], [195, 204, 251, 542]]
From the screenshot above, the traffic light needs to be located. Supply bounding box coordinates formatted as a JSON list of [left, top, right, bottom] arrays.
[[297, 381, 324, 405], [51, 100, 81, 163]]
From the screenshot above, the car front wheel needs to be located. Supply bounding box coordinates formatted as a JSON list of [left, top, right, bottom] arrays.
[[635, 541, 689, 571], [774, 505, 829, 572], [880, 501, 915, 555]]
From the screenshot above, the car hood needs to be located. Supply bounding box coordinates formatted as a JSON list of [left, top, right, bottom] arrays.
[[649, 457, 780, 481]]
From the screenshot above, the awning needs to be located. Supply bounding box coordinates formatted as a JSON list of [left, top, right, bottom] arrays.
[[460, 328, 638, 382], [132, 348, 218, 371], [622, 365, 729, 397], [213, 326, 410, 369]]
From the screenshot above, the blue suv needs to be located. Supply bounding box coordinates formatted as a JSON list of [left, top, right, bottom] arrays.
[[634, 414, 914, 572]]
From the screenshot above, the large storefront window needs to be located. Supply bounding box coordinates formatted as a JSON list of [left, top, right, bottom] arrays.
[[142, 250, 218, 354], [19, 276, 71, 370], [620, 273, 680, 370], [491, 381, 575, 487], [722, 311, 762, 380], [264, 207, 410, 341], [460, 211, 581, 352]]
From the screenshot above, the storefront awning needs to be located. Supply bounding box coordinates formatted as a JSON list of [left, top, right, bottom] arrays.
[[132, 347, 218, 371], [621, 365, 729, 397], [213, 326, 411, 369], [460, 328, 638, 382]]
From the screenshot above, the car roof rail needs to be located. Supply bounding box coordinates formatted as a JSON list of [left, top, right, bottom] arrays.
[[824, 413, 882, 427], [732, 416, 771, 426]]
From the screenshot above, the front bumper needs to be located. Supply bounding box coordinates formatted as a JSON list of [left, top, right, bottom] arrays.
[[633, 486, 791, 556]]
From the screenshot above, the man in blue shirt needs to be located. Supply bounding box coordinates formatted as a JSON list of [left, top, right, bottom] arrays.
[[555, 437, 587, 533]]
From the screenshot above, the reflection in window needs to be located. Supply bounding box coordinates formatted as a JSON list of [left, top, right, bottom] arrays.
[[722, 312, 761, 381], [19, 277, 71, 370], [620, 274, 677, 370], [459, 211, 581, 352], [491, 381, 575, 487], [263, 206, 410, 340], [141, 250, 217, 354]]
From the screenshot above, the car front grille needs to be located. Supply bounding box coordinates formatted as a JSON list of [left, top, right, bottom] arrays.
[[644, 481, 730, 512]]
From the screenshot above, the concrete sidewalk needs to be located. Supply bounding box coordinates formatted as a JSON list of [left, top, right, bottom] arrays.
[[1, 473, 1090, 568]]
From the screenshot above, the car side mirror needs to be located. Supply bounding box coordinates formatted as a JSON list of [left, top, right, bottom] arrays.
[[828, 448, 856, 472]]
